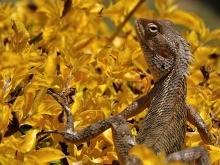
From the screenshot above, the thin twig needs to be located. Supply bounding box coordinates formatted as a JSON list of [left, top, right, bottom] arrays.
[[38, 129, 64, 136], [60, 92, 74, 133], [29, 32, 43, 45], [109, 0, 145, 42], [47, 89, 74, 133], [47, 89, 66, 110], [65, 72, 74, 90]]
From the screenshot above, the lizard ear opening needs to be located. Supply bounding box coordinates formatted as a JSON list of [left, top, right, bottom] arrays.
[[159, 49, 170, 59]]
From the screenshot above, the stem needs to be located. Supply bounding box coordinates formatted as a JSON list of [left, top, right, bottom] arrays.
[[109, 0, 146, 42], [47, 89, 74, 133], [38, 130, 64, 136]]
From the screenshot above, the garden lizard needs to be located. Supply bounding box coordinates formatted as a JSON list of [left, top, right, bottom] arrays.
[[45, 18, 213, 164]]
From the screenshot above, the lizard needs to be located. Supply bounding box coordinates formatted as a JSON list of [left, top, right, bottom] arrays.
[[44, 18, 213, 164]]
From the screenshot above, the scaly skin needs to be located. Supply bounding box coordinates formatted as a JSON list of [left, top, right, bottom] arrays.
[[45, 18, 213, 165]]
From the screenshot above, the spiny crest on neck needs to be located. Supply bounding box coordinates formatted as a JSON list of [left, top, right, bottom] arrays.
[[177, 35, 194, 76]]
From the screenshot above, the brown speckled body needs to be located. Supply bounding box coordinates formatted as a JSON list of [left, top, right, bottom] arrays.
[[135, 19, 190, 155]]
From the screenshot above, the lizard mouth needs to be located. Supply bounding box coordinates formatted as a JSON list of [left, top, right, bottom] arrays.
[[135, 19, 146, 43]]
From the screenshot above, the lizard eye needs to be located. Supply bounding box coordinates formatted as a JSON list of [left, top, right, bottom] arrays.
[[148, 23, 158, 34]]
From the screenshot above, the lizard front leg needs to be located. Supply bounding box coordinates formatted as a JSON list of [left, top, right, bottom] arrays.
[[63, 93, 152, 143], [165, 104, 213, 165], [57, 110, 142, 164], [46, 88, 144, 163], [186, 104, 213, 144], [119, 87, 155, 118], [166, 146, 210, 165], [42, 88, 153, 144]]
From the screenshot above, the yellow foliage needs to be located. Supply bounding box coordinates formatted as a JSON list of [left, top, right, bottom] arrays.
[[129, 144, 166, 164], [0, 0, 219, 164]]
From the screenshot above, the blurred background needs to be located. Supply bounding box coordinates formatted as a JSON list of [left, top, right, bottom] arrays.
[[1, 0, 220, 29], [175, 0, 220, 30], [146, 0, 220, 30]]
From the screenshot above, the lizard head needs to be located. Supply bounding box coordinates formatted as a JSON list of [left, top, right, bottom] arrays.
[[135, 18, 192, 82]]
